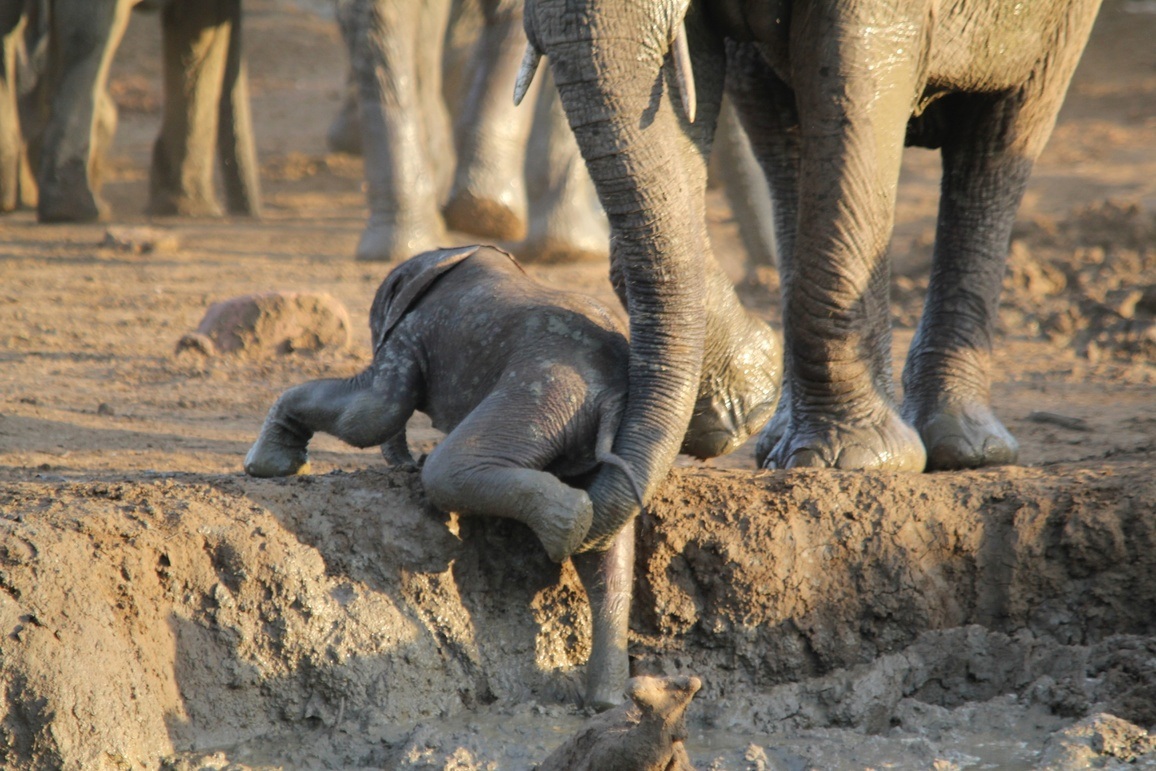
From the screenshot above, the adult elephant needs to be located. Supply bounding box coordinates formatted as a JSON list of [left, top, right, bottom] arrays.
[[18, 0, 261, 222], [337, 0, 608, 264], [519, 0, 1103, 548]]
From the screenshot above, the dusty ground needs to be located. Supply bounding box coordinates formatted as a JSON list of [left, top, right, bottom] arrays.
[[1, 0, 1155, 768]]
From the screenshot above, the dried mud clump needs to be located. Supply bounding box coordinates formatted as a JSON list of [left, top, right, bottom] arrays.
[[176, 292, 352, 358], [1003, 200, 1156, 363]]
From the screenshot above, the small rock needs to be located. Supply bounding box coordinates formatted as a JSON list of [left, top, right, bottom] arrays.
[[176, 292, 351, 359], [101, 226, 180, 254]]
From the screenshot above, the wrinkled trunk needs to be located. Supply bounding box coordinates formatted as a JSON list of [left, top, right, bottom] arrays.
[[526, 0, 723, 550]]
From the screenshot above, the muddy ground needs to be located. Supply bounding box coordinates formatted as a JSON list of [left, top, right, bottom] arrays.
[[1, 1, 1155, 768]]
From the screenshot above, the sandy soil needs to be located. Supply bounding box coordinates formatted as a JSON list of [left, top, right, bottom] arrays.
[[0, 0, 1154, 768]]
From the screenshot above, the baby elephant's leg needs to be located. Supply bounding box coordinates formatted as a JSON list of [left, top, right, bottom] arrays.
[[246, 369, 414, 477], [420, 396, 593, 563], [573, 520, 635, 711]]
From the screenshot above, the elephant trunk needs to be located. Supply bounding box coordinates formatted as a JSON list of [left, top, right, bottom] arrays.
[[525, 0, 713, 551]]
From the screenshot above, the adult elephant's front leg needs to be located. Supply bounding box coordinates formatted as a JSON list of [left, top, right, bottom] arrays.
[[762, 7, 926, 472], [37, 0, 130, 223]]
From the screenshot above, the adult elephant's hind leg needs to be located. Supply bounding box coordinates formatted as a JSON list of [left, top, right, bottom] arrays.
[[902, 90, 1069, 470]]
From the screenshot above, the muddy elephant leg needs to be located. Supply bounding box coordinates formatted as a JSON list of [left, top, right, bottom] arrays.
[[36, 0, 130, 222], [442, 0, 536, 241], [216, 0, 261, 217], [572, 519, 634, 712], [724, 44, 803, 468], [245, 368, 417, 477], [520, 74, 609, 265], [760, 7, 927, 472], [346, 0, 448, 262]]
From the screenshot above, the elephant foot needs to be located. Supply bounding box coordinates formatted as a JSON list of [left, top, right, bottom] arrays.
[[521, 195, 609, 265], [585, 659, 629, 712], [148, 191, 223, 218], [38, 176, 107, 223], [355, 215, 445, 263], [683, 316, 783, 460], [526, 486, 593, 564], [760, 406, 927, 472], [907, 400, 1019, 471], [443, 189, 526, 242], [244, 428, 311, 478]]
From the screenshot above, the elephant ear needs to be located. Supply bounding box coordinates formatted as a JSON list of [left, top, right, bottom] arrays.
[[370, 245, 525, 354], [370, 245, 480, 353]]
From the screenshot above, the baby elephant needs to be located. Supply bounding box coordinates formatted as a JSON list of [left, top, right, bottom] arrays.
[[245, 245, 765, 709], [245, 244, 628, 560]]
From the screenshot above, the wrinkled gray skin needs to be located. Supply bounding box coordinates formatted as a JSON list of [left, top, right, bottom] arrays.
[[335, 0, 607, 264], [244, 246, 768, 708], [536, 675, 701, 771], [521, 0, 1102, 547], [5, 0, 261, 223]]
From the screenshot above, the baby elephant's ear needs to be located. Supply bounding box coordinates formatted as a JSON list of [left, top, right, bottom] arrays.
[[370, 246, 482, 353]]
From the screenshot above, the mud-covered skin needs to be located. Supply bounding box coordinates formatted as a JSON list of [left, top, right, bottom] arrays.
[[21, 0, 260, 223], [246, 245, 628, 708], [537, 675, 701, 770]]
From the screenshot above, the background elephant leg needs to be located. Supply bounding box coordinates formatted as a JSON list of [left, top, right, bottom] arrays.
[[37, 0, 130, 222], [442, 1, 535, 241], [419, 394, 594, 565], [0, 2, 25, 212], [710, 95, 777, 279], [216, 0, 261, 217], [572, 519, 634, 712], [348, 0, 446, 261], [150, 0, 231, 216], [765, 9, 926, 472], [520, 75, 609, 265]]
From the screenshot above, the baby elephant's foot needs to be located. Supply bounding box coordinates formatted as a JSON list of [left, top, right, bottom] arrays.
[[528, 486, 594, 563], [761, 407, 927, 472], [244, 429, 311, 477], [907, 401, 1019, 471]]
